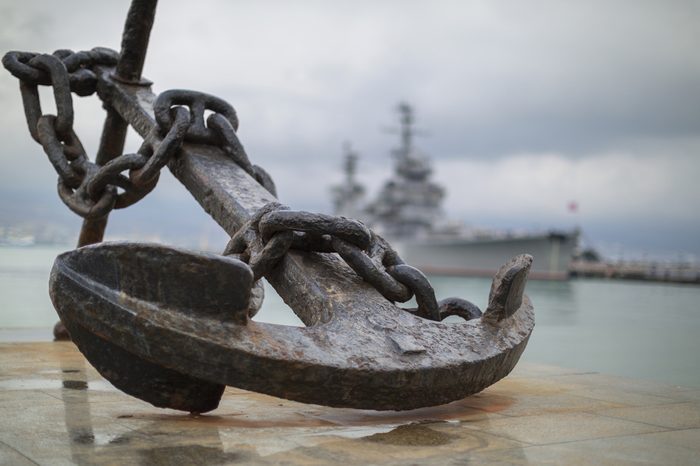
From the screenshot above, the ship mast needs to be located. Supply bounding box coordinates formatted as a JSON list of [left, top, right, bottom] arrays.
[[342, 142, 359, 186], [331, 142, 366, 220], [390, 102, 432, 182], [364, 103, 445, 237], [333, 104, 444, 238], [397, 102, 414, 156]]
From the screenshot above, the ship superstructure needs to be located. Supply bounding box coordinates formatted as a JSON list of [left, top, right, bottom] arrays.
[[365, 103, 445, 238], [332, 103, 578, 280]]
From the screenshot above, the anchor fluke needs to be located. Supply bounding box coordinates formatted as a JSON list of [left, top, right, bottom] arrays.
[[49, 242, 259, 412], [484, 254, 533, 321], [50, 241, 535, 411]]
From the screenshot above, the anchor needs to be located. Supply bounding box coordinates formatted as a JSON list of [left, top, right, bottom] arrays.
[[4, 0, 534, 412]]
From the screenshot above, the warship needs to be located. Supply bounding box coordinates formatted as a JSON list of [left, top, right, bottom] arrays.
[[332, 103, 578, 280]]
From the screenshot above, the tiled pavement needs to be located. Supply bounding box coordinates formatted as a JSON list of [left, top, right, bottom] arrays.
[[0, 342, 698, 465]]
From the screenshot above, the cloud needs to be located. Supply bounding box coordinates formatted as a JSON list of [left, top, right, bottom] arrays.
[[0, 0, 698, 258], [438, 146, 700, 226], [143, 0, 700, 156]]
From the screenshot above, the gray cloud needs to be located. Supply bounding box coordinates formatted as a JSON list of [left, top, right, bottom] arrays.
[[1, 0, 698, 257]]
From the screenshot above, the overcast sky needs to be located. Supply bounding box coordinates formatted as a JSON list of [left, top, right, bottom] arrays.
[[1, 0, 698, 259]]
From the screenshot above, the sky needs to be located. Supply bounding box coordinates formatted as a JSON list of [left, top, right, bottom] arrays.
[[0, 0, 698, 259]]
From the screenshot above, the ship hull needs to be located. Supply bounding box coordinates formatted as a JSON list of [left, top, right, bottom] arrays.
[[394, 232, 577, 280]]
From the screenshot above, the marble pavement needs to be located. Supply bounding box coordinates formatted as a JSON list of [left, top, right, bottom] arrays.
[[1, 342, 699, 465]]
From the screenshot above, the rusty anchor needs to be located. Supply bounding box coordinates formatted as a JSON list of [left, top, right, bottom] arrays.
[[5, 0, 534, 412]]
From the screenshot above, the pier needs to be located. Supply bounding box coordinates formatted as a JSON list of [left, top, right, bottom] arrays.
[[570, 260, 700, 285]]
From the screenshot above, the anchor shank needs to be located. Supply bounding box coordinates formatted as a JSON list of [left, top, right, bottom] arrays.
[[96, 67, 397, 326], [115, 0, 159, 83], [76, 0, 159, 247]]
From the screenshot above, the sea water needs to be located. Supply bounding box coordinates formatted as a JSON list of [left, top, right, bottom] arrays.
[[1, 245, 699, 388]]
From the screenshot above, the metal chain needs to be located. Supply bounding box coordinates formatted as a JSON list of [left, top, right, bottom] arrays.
[[4, 48, 278, 220], [154, 89, 277, 196], [2, 48, 194, 219], [225, 203, 483, 322], [3, 48, 118, 98]]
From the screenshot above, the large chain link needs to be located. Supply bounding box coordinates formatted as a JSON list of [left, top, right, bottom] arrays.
[[155, 89, 277, 196], [3, 48, 118, 99], [225, 203, 483, 322]]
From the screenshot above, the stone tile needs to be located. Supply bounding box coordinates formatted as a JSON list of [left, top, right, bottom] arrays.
[[257, 422, 526, 465], [0, 350, 100, 383], [0, 441, 37, 466], [596, 402, 700, 429], [548, 372, 696, 397], [508, 361, 585, 378], [642, 428, 700, 451], [459, 374, 631, 418], [463, 411, 664, 445], [471, 428, 700, 465], [569, 386, 679, 407], [68, 442, 255, 466], [303, 398, 505, 426], [462, 391, 624, 417], [0, 388, 61, 408], [484, 375, 586, 395], [220, 385, 504, 429], [0, 379, 124, 409], [674, 389, 700, 402], [41, 390, 134, 406], [1, 342, 697, 465], [0, 402, 149, 460]]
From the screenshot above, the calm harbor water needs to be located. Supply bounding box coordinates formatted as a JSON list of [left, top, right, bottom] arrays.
[[1, 245, 699, 388]]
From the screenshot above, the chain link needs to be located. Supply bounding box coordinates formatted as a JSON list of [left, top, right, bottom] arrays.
[[154, 89, 277, 196], [3, 47, 118, 97], [155, 89, 239, 143], [133, 107, 190, 187], [17, 56, 73, 142]]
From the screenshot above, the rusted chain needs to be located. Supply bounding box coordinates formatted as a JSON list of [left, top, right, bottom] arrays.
[[154, 89, 239, 143], [225, 203, 482, 321], [2, 48, 193, 219], [154, 89, 277, 196], [3, 48, 117, 97]]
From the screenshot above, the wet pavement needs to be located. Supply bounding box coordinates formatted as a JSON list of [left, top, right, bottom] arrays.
[[0, 342, 699, 465]]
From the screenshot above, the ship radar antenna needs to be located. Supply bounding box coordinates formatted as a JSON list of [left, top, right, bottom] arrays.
[[397, 102, 414, 153], [342, 141, 359, 184], [383, 102, 428, 157]]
